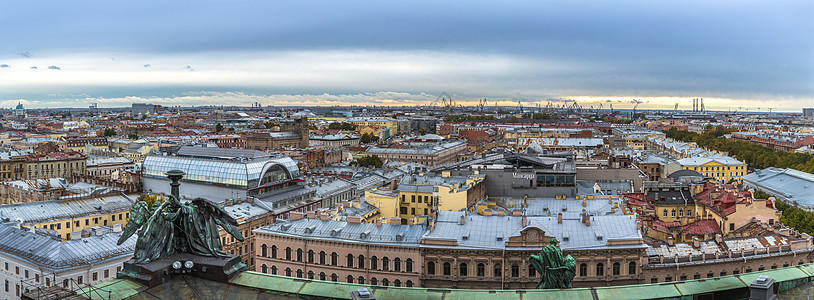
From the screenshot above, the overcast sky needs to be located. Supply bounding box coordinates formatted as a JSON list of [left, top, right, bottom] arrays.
[[1, 0, 812, 111]]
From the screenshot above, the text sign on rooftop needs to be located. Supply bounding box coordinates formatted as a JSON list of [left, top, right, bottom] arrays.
[[513, 173, 535, 180]]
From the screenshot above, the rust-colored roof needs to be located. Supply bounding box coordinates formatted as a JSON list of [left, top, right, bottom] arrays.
[[681, 219, 722, 236]]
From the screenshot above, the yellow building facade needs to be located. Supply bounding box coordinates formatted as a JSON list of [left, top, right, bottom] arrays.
[[677, 156, 747, 183]]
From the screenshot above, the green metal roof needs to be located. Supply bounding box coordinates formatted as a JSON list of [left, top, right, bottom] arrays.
[[79, 263, 814, 300]]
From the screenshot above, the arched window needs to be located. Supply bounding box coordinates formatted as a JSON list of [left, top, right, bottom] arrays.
[[394, 258, 402, 272], [663, 209, 667, 217], [347, 254, 354, 268], [612, 262, 620, 276], [319, 272, 326, 281], [477, 263, 485, 277], [394, 279, 401, 287], [406, 258, 413, 272], [511, 264, 519, 277], [285, 247, 292, 260], [358, 276, 365, 284], [406, 280, 413, 287], [629, 262, 637, 275], [358, 255, 365, 269], [271, 245, 278, 258], [371, 277, 378, 285], [347, 275, 354, 283], [308, 271, 314, 279], [382, 257, 390, 271], [319, 251, 326, 265], [679, 209, 684, 217], [285, 267, 292, 277], [296, 269, 303, 278], [271, 265, 278, 275], [331, 273, 338, 282], [671, 209, 676, 217], [308, 250, 314, 263], [529, 264, 536, 277], [596, 263, 604, 276], [331, 252, 338, 266], [459, 263, 468, 277], [382, 278, 389, 286], [261, 244, 268, 257], [371, 256, 378, 270], [686, 210, 692, 217], [427, 261, 435, 275], [260, 264, 268, 273], [579, 263, 587, 277], [297, 249, 303, 262], [494, 264, 502, 277]]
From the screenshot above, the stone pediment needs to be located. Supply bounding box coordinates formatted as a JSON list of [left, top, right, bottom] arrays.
[[506, 226, 554, 247]]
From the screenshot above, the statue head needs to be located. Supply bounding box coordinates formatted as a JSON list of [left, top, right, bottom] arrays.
[[549, 237, 559, 246]]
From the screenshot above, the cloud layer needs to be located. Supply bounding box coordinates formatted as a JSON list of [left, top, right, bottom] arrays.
[[0, 0, 811, 110]]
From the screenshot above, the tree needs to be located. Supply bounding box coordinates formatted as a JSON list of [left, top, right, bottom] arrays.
[[360, 133, 379, 144], [506, 116, 520, 123], [137, 194, 167, 209], [103, 128, 117, 137], [350, 155, 384, 168], [128, 134, 139, 139], [328, 122, 356, 130], [215, 123, 224, 132]]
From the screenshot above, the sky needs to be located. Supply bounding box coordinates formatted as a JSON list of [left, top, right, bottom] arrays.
[[0, 0, 812, 111]]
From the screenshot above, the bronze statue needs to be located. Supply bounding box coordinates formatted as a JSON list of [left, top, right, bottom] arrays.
[[530, 238, 576, 289], [117, 170, 244, 263]]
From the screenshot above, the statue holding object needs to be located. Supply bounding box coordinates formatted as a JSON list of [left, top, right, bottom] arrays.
[[530, 238, 576, 289]]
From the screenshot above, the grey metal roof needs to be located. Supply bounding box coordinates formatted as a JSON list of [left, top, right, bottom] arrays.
[[423, 211, 644, 251], [0, 224, 135, 271], [490, 197, 626, 218], [576, 180, 634, 196], [743, 167, 814, 207], [254, 218, 425, 246], [0, 194, 135, 224]]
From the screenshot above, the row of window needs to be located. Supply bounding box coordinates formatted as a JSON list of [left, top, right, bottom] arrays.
[[425, 261, 637, 278], [650, 262, 800, 283], [578, 262, 637, 277], [259, 264, 414, 287], [260, 245, 414, 272]]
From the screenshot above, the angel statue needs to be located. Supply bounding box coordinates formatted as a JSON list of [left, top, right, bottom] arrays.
[[530, 238, 576, 289], [117, 170, 244, 263]]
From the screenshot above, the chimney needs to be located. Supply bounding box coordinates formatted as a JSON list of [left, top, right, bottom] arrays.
[[71, 231, 81, 240], [522, 215, 527, 227], [389, 217, 401, 225], [667, 236, 674, 246], [289, 211, 304, 220], [347, 216, 362, 223], [391, 179, 398, 190], [342, 200, 349, 207], [585, 215, 591, 226], [459, 215, 465, 225], [715, 234, 722, 244], [29, 225, 35, 233], [307, 211, 315, 219], [376, 217, 383, 227], [692, 236, 700, 248], [113, 224, 122, 233], [408, 218, 415, 225], [319, 212, 329, 221], [558, 212, 563, 224]]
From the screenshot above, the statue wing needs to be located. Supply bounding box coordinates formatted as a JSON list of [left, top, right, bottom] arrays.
[[118, 201, 150, 245], [191, 198, 244, 242]]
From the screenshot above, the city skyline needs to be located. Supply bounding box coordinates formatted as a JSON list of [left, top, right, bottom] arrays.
[[1, 0, 812, 111]]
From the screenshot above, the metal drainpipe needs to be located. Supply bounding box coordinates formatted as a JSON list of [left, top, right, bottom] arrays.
[[502, 248, 506, 289]]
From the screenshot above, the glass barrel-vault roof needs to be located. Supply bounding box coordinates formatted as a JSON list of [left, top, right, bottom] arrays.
[[142, 155, 300, 189]]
